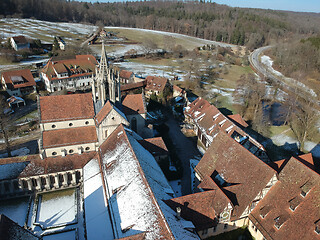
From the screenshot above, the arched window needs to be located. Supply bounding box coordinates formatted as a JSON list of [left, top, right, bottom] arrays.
[[131, 117, 137, 132]]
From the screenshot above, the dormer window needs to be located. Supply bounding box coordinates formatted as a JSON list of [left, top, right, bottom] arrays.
[[260, 206, 271, 219], [289, 197, 301, 212], [274, 215, 287, 230], [315, 220, 320, 234], [300, 180, 313, 198]]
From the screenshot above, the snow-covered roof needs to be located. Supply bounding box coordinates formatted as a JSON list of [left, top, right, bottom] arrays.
[[83, 158, 114, 240], [99, 125, 199, 240]]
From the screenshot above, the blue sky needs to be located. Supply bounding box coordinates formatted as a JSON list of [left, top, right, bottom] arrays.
[[88, 0, 320, 13], [213, 0, 320, 13]]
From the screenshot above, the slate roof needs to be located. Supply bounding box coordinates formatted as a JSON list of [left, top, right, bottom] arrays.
[[145, 76, 168, 92], [249, 154, 320, 240], [42, 126, 97, 148], [41, 55, 97, 81], [1, 69, 36, 90], [195, 130, 275, 220], [121, 94, 146, 115], [39, 93, 95, 123]]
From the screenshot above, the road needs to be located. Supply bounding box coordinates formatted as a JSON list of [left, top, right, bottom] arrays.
[[249, 46, 319, 105], [165, 112, 202, 195]]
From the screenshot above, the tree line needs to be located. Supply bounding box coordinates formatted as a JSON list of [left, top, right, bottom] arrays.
[[1, 0, 320, 49]]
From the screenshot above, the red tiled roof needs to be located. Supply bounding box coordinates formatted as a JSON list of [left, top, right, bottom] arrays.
[[95, 101, 113, 125], [116, 233, 146, 240], [1, 69, 36, 90], [138, 137, 168, 156], [195, 130, 275, 220], [42, 55, 97, 81], [165, 190, 228, 231], [249, 155, 320, 240], [19, 152, 97, 178], [120, 81, 146, 92], [145, 76, 168, 92], [11, 35, 28, 44], [39, 93, 95, 123], [121, 94, 146, 115], [119, 70, 133, 79], [0, 155, 40, 165], [173, 85, 184, 93], [42, 126, 97, 148], [228, 114, 249, 128]]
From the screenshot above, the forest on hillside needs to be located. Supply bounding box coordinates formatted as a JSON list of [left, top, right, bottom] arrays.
[[1, 0, 320, 50]]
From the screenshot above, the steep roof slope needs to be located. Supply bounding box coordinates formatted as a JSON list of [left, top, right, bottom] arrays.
[[99, 125, 199, 240], [249, 154, 320, 240], [195, 130, 275, 220], [121, 94, 146, 115]]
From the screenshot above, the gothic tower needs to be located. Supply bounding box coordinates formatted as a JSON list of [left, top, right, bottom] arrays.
[[92, 42, 121, 110]]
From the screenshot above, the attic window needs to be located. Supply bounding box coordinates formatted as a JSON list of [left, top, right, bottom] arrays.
[[85, 147, 90, 151], [274, 216, 287, 230], [69, 123, 73, 127], [289, 197, 301, 212], [51, 124, 56, 129], [52, 152, 57, 156], [315, 220, 320, 234], [85, 121, 89, 125], [219, 119, 226, 127], [300, 180, 313, 198], [260, 206, 271, 219]]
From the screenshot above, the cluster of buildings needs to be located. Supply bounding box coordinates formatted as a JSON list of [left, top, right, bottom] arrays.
[[0, 43, 319, 240]]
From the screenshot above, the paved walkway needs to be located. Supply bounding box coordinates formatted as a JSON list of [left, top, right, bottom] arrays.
[[165, 112, 201, 195]]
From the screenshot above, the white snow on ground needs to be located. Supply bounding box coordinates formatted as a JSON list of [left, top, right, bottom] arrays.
[[169, 180, 182, 197], [304, 142, 320, 158], [261, 56, 282, 77], [113, 61, 187, 80], [43, 230, 76, 240], [261, 55, 317, 97], [0, 197, 29, 226], [36, 189, 77, 228], [83, 158, 114, 240], [271, 133, 320, 157]]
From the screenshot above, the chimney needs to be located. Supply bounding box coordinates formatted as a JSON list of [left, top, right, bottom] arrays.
[[176, 207, 181, 220]]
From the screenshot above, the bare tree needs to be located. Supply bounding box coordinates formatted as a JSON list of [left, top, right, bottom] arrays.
[[141, 38, 158, 57], [287, 92, 319, 151]]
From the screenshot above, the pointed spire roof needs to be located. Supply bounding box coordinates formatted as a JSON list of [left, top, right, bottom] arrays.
[[98, 42, 108, 75]]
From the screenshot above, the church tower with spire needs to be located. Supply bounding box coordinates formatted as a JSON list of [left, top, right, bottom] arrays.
[[92, 42, 121, 111]]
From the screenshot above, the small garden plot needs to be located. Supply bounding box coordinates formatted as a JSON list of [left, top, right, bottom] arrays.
[[36, 188, 77, 229], [43, 229, 76, 240], [0, 197, 30, 226]]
